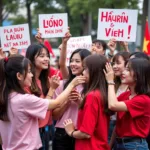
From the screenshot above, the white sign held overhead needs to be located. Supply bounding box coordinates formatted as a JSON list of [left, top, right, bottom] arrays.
[[0, 24, 30, 51], [97, 9, 138, 42], [39, 13, 68, 38], [66, 36, 92, 66]]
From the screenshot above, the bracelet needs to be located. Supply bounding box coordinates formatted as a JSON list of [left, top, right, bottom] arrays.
[[107, 81, 115, 85], [71, 130, 76, 138], [108, 53, 114, 58]]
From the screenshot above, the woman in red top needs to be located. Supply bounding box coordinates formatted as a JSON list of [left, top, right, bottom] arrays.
[[104, 58, 150, 150], [63, 55, 110, 150]]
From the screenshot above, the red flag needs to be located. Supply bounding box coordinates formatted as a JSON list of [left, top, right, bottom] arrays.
[[44, 40, 55, 57], [143, 20, 150, 55]]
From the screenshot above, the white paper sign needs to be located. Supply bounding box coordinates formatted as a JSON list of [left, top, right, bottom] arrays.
[[0, 24, 30, 51], [66, 36, 92, 66], [97, 9, 138, 42], [39, 13, 68, 38]]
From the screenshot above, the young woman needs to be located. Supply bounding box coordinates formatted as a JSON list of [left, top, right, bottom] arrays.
[[64, 54, 110, 150], [0, 55, 85, 150], [108, 52, 130, 144], [52, 49, 91, 150], [104, 58, 150, 150], [25, 43, 60, 149]]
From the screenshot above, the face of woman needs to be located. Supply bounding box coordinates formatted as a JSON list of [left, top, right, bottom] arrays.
[[70, 53, 83, 76], [23, 65, 33, 87], [121, 63, 135, 86], [18, 65, 33, 88], [112, 56, 125, 77], [34, 48, 49, 70], [82, 67, 89, 83]]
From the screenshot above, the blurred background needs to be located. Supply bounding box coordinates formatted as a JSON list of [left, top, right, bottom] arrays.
[[0, 0, 150, 63]]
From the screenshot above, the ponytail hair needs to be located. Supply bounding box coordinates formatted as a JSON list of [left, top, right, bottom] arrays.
[[0, 55, 31, 121]]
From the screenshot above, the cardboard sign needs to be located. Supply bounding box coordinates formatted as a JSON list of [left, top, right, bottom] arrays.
[[39, 13, 68, 38], [0, 24, 30, 51], [97, 9, 138, 42], [66, 36, 92, 66]]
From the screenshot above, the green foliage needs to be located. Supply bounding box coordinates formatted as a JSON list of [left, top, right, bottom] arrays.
[[8, 15, 27, 25], [1, 0, 20, 22], [3, 0, 140, 37]]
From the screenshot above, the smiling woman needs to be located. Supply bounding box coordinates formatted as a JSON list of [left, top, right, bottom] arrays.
[[52, 48, 91, 150], [105, 58, 150, 150], [0, 55, 86, 150]]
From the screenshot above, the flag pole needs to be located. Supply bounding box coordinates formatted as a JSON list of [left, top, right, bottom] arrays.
[[148, 0, 150, 32]]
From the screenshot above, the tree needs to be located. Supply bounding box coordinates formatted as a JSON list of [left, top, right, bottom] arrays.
[[67, 0, 139, 36], [0, 0, 19, 26]]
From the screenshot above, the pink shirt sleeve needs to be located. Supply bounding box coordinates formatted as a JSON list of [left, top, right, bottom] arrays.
[[53, 80, 66, 99], [22, 94, 49, 119]]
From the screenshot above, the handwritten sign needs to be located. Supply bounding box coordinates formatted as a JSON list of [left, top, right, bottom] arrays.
[[0, 24, 30, 51], [97, 9, 138, 42], [66, 36, 92, 66], [39, 13, 68, 38]]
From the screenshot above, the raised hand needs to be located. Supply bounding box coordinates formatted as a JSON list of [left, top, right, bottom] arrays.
[[0, 48, 5, 59], [104, 63, 115, 82], [119, 41, 129, 52], [49, 73, 60, 90], [62, 27, 71, 44], [107, 39, 117, 54], [35, 28, 44, 44], [70, 76, 86, 87]]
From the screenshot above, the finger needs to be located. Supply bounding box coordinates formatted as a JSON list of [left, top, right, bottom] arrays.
[[103, 69, 106, 75], [68, 119, 72, 123]]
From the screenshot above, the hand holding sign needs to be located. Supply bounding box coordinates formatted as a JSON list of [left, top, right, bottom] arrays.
[[39, 13, 68, 38], [35, 28, 44, 44], [0, 48, 6, 59], [119, 41, 129, 52], [62, 27, 72, 44], [0, 24, 30, 51], [107, 39, 117, 55], [97, 9, 138, 42]]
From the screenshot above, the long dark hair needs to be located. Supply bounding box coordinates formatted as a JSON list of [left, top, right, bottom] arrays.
[[0, 55, 31, 121], [112, 51, 130, 91], [26, 44, 50, 96], [127, 58, 150, 96], [64, 49, 91, 89], [130, 52, 149, 60], [80, 55, 108, 113]]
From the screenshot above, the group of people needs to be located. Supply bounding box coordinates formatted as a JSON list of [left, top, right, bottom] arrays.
[[0, 28, 150, 150]]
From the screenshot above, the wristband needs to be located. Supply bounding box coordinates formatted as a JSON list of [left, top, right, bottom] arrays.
[[71, 130, 76, 138], [107, 81, 115, 85], [108, 53, 114, 58]]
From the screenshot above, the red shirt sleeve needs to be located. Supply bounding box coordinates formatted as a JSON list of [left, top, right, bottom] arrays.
[[49, 67, 62, 79], [124, 95, 148, 118], [79, 92, 99, 136]]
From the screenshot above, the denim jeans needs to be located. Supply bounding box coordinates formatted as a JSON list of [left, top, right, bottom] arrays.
[[52, 128, 75, 150], [113, 138, 149, 150]]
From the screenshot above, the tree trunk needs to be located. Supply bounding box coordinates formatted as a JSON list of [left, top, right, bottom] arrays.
[[80, 13, 89, 36], [26, 0, 32, 42], [0, 0, 3, 26]]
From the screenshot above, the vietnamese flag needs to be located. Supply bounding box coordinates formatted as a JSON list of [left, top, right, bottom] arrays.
[[143, 20, 150, 55]]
